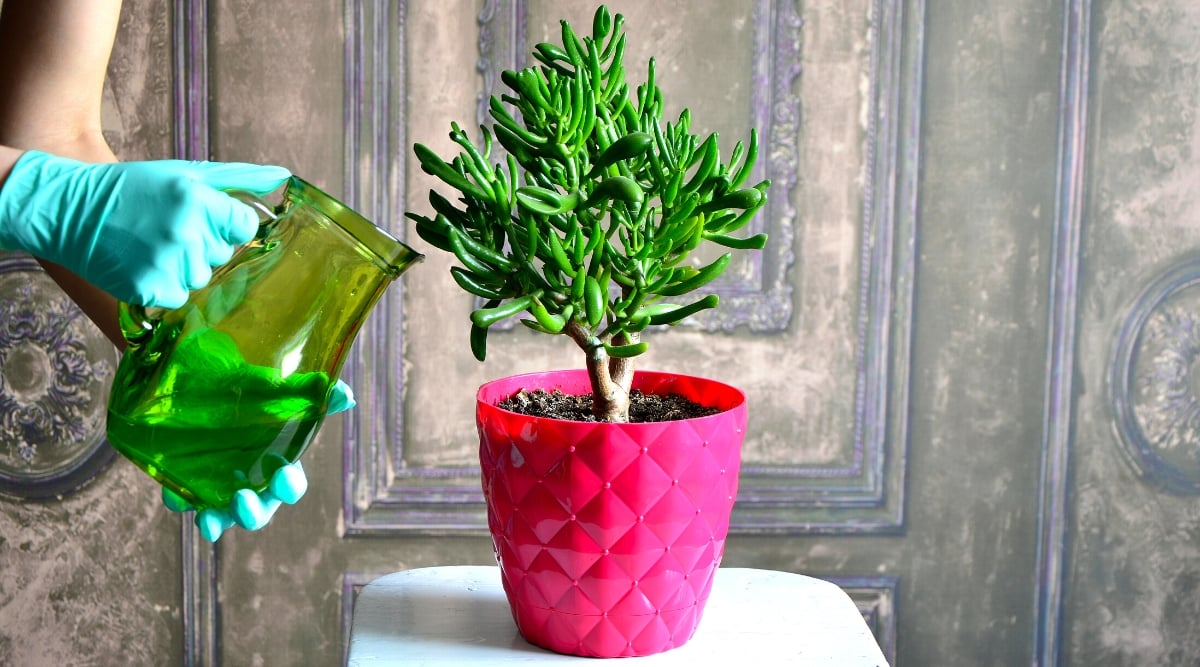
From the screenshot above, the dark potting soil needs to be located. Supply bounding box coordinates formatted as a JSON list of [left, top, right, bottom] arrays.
[[497, 388, 720, 423]]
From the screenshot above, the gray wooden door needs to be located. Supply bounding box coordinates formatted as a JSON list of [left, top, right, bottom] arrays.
[[6, 0, 1200, 665]]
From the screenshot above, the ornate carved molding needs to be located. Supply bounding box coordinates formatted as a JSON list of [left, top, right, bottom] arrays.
[[0, 254, 117, 499], [343, 0, 434, 533], [1111, 256, 1200, 495], [731, 0, 922, 533]]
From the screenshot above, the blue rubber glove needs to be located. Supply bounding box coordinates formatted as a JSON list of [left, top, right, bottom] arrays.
[[0, 150, 290, 309], [161, 379, 357, 542]]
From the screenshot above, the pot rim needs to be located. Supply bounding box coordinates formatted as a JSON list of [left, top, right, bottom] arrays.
[[475, 368, 747, 425]]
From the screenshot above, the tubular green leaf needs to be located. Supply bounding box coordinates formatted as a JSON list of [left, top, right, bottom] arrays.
[[661, 192, 701, 229], [427, 191, 467, 225], [413, 143, 490, 202], [529, 298, 567, 334], [535, 42, 570, 64], [584, 275, 605, 328], [469, 319, 492, 361], [451, 122, 495, 177], [545, 231, 576, 276], [561, 20, 585, 67], [524, 217, 540, 259], [585, 176, 643, 208], [451, 228, 516, 272], [587, 132, 652, 177], [570, 224, 586, 267], [730, 128, 760, 188], [705, 232, 769, 250], [657, 253, 732, 296], [570, 270, 587, 301], [406, 213, 455, 253], [448, 231, 497, 276], [450, 266, 507, 300], [682, 133, 720, 193], [593, 5, 612, 40], [489, 98, 548, 146], [519, 318, 555, 334], [470, 296, 535, 328], [696, 187, 763, 214], [492, 123, 538, 167], [516, 186, 580, 216], [601, 18, 626, 61], [583, 219, 605, 257], [645, 294, 719, 325], [604, 341, 649, 358], [626, 313, 651, 332]]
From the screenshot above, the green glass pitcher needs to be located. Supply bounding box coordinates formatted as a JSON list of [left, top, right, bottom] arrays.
[[106, 177, 422, 512]]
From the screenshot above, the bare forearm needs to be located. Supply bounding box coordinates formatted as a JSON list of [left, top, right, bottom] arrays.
[[0, 145, 21, 184], [0, 1, 121, 148], [0, 2, 124, 349]]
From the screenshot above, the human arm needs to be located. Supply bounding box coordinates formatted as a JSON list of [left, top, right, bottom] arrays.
[[0, 1, 295, 318], [0, 146, 323, 540], [0, 0, 125, 345], [0, 149, 292, 308], [0, 2, 344, 541]]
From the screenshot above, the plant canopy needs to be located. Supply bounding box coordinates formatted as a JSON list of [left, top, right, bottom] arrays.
[[406, 5, 770, 422]]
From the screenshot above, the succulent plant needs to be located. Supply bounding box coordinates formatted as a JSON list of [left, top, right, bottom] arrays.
[[406, 5, 769, 423]]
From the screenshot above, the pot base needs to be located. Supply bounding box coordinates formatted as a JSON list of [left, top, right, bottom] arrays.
[[507, 597, 708, 658], [478, 370, 747, 658]]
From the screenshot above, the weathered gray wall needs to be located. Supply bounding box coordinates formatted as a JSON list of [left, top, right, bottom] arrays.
[[4, 0, 1200, 665], [905, 1, 1060, 663], [1070, 0, 1200, 663], [0, 1, 182, 665]]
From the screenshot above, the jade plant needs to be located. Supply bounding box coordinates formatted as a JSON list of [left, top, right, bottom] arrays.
[[406, 5, 769, 423]]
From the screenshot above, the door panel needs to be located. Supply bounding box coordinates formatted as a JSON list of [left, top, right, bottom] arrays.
[[1069, 0, 1200, 664], [202, 0, 923, 663]]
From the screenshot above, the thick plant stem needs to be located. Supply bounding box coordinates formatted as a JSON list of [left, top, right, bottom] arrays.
[[567, 321, 632, 422], [607, 330, 636, 398]]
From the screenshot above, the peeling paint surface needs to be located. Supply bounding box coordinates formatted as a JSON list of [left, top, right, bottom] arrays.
[[0, 463, 181, 665]]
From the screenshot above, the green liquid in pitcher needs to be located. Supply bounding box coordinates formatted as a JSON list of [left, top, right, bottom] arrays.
[[107, 326, 332, 511]]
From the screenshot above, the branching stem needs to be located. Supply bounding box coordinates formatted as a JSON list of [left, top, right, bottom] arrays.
[[566, 320, 631, 422]]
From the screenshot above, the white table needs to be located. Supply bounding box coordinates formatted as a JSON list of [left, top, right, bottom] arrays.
[[348, 566, 889, 666]]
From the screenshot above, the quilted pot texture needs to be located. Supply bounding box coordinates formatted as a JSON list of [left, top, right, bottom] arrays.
[[476, 370, 747, 658]]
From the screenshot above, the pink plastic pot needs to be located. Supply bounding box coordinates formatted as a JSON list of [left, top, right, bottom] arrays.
[[476, 369, 747, 658]]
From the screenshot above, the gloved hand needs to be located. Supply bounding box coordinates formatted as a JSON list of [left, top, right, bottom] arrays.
[[161, 379, 357, 542], [0, 149, 290, 309]]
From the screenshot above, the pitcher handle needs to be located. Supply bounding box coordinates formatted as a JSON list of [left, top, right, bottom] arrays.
[[117, 302, 158, 349], [118, 189, 282, 349], [225, 189, 281, 238]]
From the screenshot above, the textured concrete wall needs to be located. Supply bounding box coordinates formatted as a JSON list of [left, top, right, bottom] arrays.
[[0, 1, 183, 665], [1070, 0, 1200, 664], [902, 0, 1061, 661]]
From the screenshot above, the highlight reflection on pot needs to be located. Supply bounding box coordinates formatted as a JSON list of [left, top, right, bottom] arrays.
[[106, 177, 422, 512]]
